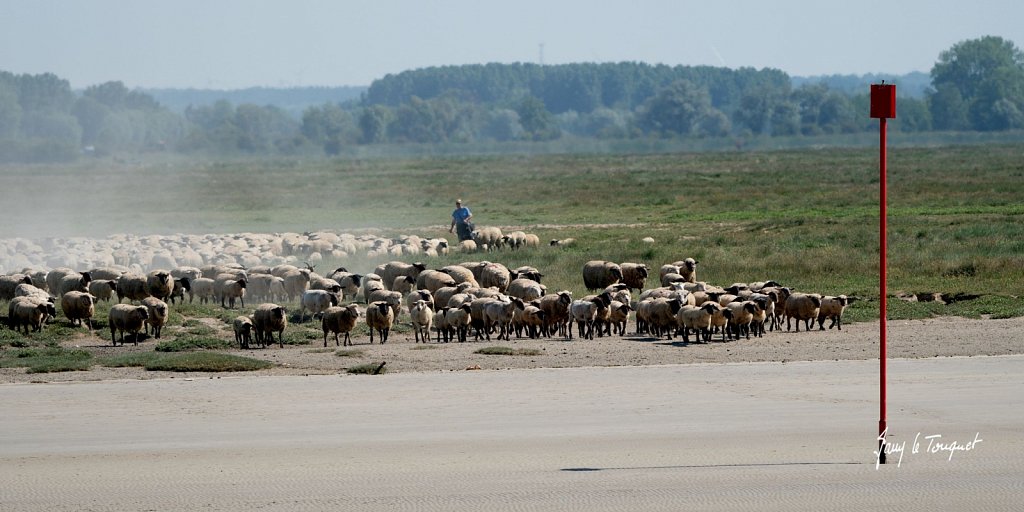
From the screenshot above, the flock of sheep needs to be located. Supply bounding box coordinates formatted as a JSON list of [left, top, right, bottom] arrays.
[[1, 225, 850, 350]]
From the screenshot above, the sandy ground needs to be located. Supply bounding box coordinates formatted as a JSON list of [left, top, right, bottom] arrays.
[[2, 355, 1022, 511], [3, 315, 1023, 383]]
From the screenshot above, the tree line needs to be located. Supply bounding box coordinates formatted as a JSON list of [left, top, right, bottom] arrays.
[[2, 36, 1022, 162]]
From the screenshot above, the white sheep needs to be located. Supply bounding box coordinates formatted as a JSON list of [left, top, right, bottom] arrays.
[[409, 299, 433, 343], [416, 270, 457, 294], [190, 277, 216, 304], [300, 289, 339, 322], [108, 304, 149, 346], [444, 303, 472, 343], [116, 273, 151, 302], [218, 277, 247, 309], [145, 270, 173, 301], [88, 279, 118, 303]]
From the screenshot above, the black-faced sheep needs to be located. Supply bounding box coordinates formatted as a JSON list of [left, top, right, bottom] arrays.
[[618, 263, 650, 291], [365, 300, 395, 344], [784, 293, 821, 332], [817, 295, 849, 330], [254, 303, 288, 348], [300, 289, 338, 322], [321, 304, 360, 347]]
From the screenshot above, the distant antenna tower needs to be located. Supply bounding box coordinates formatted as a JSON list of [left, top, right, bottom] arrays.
[[539, 43, 545, 65]]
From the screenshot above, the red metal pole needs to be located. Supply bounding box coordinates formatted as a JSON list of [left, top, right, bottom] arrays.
[[879, 117, 888, 461]]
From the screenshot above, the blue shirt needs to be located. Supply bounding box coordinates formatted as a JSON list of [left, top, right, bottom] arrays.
[[452, 206, 472, 223]]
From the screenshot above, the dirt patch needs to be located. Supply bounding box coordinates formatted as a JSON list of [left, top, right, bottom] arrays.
[[3, 315, 1021, 384]]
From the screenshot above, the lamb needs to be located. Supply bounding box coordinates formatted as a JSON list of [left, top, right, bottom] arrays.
[[522, 233, 541, 248], [253, 303, 288, 348], [190, 277, 216, 304], [321, 304, 360, 347], [375, 261, 427, 291], [0, 274, 33, 301], [300, 289, 339, 322], [549, 238, 576, 247], [8, 296, 56, 334], [108, 304, 150, 346], [676, 302, 721, 343], [416, 269, 457, 294], [471, 226, 503, 251], [618, 263, 650, 291], [409, 299, 433, 343], [817, 295, 850, 330], [115, 273, 151, 302], [61, 291, 96, 330], [785, 293, 822, 332], [365, 300, 395, 344], [145, 270, 173, 301], [506, 278, 546, 302], [233, 315, 255, 348], [709, 305, 734, 342], [218, 277, 247, 309], [582, 260, 622, 291], [141, 297, 169, 339], [444, 303, 473, 343]]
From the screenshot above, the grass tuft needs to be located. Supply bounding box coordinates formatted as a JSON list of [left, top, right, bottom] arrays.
[[474, 346, 542, 356]]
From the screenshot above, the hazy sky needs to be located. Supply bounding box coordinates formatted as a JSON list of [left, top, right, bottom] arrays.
[[3, 0, 1023, 90]]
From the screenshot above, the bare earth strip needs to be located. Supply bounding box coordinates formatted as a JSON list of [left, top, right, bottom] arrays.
[[2, 316, 1022, 383], [2, 353, 1022, 511]]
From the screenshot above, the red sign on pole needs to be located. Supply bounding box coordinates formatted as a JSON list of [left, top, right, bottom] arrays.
[[870, 83, 895, 464]]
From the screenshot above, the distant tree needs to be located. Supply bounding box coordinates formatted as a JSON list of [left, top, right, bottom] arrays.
[[480, 108, 523, 141], [930, 36, 1024, 130], [694, 109, 732, 137], [515, 96, 560, 140], [0, 80, 21, 138], [358, 105, 389, 144], [892, 96, 932, 132], [928, 83, 970, 131], [734, 86, 784, 135], [637, 79, 712, 136], [72, 95, 111, 146], [769, 101, 800, 136], [15, 72, 75, 113], [302, 103, 355, 155]]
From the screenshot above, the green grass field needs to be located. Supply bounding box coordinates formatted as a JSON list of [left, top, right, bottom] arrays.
[[2, 143, 1023, 372]]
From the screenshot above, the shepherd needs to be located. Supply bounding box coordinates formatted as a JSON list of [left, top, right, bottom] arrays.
[[449, 198, 474, 241]]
